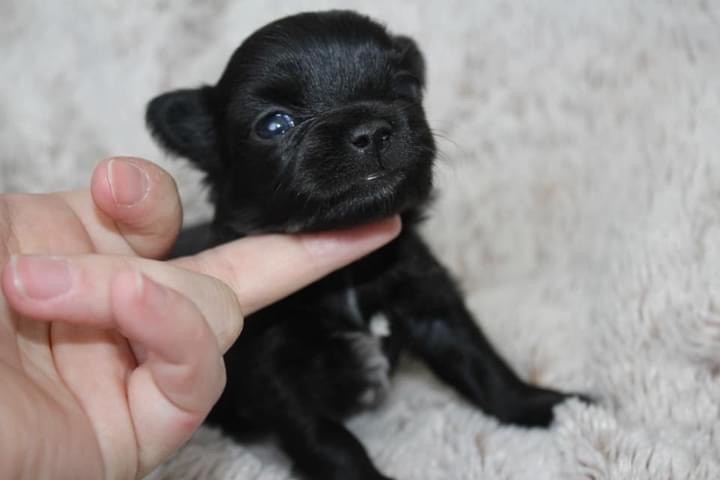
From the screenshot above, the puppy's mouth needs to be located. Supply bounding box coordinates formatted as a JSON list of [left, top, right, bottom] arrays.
[[364, 170, 392, 182], [355, 168, 407, 192]]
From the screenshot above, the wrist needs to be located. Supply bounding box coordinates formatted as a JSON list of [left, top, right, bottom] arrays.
[[0, 368, 32, 479], [0, 365, 106, 480]]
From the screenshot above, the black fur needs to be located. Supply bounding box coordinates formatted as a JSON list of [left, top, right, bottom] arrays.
[[148, 11, 579, 480]]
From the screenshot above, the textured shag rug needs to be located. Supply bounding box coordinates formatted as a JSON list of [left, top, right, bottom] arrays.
[[3, 1, 720, 478]]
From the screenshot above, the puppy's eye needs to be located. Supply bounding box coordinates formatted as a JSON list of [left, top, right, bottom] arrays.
[[393, 74, 422, 101], [255, 112, 296, 139]]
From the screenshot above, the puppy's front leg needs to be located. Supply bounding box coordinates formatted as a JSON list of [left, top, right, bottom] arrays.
[[390, 232, 576, 426], [276, 412, 393, 480]]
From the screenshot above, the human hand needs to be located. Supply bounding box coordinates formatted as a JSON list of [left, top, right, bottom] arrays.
[[0, 157, 400, 479]]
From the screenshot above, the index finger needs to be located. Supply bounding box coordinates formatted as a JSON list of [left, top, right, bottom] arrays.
[[172, 216, 401, 315]]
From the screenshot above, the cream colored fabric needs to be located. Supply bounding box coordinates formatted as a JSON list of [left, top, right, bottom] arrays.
[[3, 1, 719, 478]]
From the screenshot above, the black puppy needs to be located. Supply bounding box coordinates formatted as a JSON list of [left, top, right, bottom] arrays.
[[148, 10, 577, 480]]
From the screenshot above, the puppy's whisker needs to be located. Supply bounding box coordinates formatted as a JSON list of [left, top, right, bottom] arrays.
[[430, 130, 459, 148]]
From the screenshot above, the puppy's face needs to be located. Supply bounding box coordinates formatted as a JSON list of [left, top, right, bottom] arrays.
[[148, 11, 435, 234]]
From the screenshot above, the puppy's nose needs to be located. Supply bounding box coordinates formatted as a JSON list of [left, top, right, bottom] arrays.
[[349, 120, 392, 153]]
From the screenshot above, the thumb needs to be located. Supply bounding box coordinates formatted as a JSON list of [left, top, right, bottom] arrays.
[[91, 157, 183, 258], [61, 157, 183, 259]]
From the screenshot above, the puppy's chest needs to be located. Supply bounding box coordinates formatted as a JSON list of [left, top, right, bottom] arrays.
[[325, 284, 394, 407], [340, 285, 392, 338]]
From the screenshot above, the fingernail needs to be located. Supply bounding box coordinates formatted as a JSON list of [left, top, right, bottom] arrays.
[[10, 256, 73, 300], [302, 216, 402, 259], [107, 158, 150, 206]]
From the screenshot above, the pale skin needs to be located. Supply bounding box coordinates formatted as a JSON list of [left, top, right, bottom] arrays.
[[0, 156, 401, 479]]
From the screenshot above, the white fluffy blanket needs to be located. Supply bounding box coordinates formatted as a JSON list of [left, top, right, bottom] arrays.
[[3, 1, 719, 478]]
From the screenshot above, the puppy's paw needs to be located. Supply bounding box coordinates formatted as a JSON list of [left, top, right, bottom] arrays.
[[498, 387, 589, 428]]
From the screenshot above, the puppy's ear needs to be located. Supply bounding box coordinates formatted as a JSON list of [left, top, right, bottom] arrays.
[[146, 87, 219, 173], [392, 36, 426, 86]]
